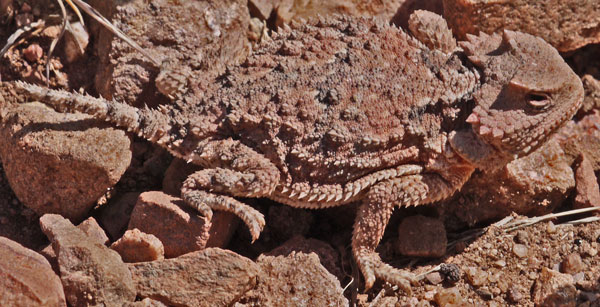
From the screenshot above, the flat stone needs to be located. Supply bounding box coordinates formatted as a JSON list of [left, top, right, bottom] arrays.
[[0, 236, 66, 307], [239, 252, 348, 306], [443, 0, 600, 52], [128, 248, 260, 306], [0, 101, 131, 221], [40, 214, 136, 306], [397, 215, 447, 257], [110, 229, 164, 263]]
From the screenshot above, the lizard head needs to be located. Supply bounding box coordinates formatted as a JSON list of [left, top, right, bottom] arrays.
[[450, 30, 583, 170]]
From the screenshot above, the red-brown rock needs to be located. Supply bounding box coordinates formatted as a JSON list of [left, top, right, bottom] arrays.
[[443, 0, 600, 52], [556, 111, 600, 170], [267, 205, 313, 241], [128, 248, 260, 306], [163, 158, 239, 248], [40, 214, 136, 306], [240, 252, 348, 306], [0, 236, 66, 307], [77, 217, 110, 246], [265, 235, 343, 280], [127, 191, 210, 256], [128, 191, 211, 258], [532, 268, 577, 306], [40, 216, 110, 272], [274, 0, 405, 27], [560, 253, 585, 275], [0, 102, 131, 221], [110, 228, 164, 263], [23, 43, 43, 62], [574, 155, 600, 208]]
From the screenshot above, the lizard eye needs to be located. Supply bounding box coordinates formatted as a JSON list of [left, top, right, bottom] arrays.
[[526, 92, 550, 111]]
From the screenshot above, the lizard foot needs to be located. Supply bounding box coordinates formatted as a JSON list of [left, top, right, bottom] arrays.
[[355, 249, 418, 294], [182, 189, 265, 242]]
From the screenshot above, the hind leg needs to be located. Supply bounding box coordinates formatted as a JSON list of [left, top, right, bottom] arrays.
[[181, 139, 280, 241]]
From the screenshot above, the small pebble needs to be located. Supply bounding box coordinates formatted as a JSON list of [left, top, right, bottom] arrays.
[[464, 266, 487, 287], [476, 287, 493, 300], [491, 286, 501, 296], [23, 44, 43, 62], [425, 272, 443, 285], [546, 221, 556, 233], [514, 230, 529, 244], [512, 244, 528, 258], [506, 286, 523, 304], [572, 272, 585, 283], [528, 271, 538, 280], [560, 253, 584, 274], [434, 287, 464, 306], [487, 272, 500, 283]]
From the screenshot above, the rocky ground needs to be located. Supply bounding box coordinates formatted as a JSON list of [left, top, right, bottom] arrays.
[[0, 0, 599, 306]]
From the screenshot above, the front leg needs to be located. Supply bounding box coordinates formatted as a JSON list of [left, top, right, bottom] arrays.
[[353, 166, 473, 292]]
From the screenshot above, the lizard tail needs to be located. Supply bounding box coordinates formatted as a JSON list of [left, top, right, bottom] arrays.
[[9, 81, 173, 145]]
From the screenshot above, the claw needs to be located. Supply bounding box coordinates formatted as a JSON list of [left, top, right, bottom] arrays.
[[197, 205, 213, 221], [362, 264, 376, 291], [356, 249, 417, 293]]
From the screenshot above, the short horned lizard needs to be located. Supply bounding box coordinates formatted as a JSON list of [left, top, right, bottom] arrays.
[[6, 11, 583, 292]]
